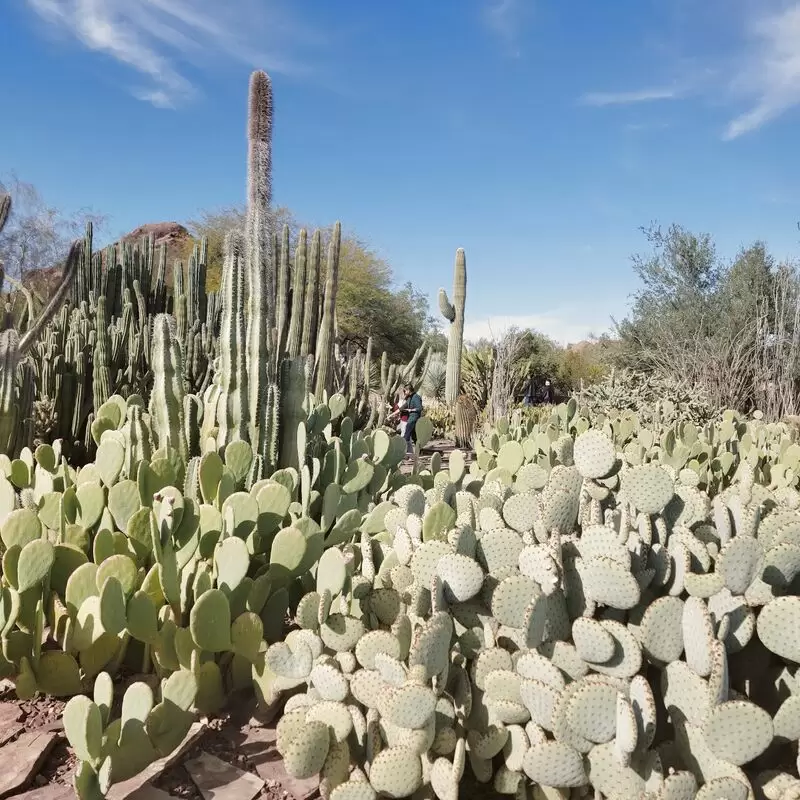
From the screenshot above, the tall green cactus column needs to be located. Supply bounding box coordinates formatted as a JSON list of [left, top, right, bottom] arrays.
[[314, 222, 341, 398], [150, 314, 188, 462], [438, 248, 467, 406], [245, 70, 274, 452], [207, 231, 249, 448], [299, 230, 321, 358], [287, 230, 307, 357]]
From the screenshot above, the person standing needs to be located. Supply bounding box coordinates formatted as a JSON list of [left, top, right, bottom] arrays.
[[387, 395, 409, 437], [402, 383, 423, 455], [543, 379, 554, 404]]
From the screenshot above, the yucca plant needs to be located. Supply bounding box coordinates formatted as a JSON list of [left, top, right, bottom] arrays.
[[461, 345, 493, 410], [421, 351, 447, 401]]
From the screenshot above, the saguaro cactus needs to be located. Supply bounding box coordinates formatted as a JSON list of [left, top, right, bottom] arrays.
[[438, 248, 467, 406]]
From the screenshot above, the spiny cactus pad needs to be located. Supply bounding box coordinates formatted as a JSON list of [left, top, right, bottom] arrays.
[[368, 746, 423, 797]]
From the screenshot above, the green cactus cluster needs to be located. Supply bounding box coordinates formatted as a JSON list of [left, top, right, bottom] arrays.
[[65, 668, 199, 795], [576, 368, 719, 428], [0, 386, 414, 796], [0, 215, 219, 462], [0, 65, 455, 797], [253, 410, 800, 799], [472, 395, 800, 500], [22, 63, 800, 800], [0, 79, 425, 467]]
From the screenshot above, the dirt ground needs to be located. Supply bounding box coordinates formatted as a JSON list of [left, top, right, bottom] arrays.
[[0, 683, 319, 800]]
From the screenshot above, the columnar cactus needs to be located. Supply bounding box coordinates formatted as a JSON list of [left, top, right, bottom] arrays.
[[0, 240, 82, 455], [438, 247, 467, 407], [287, 229, 307, 358], [207, 231, 249, 449], [314, 222, 341, 398], [275, 224, 291, 354], [279, 357, 306, 471], [0, 329, 19, 454], [149, 313, 188, 462], [92, 296, 111, 412], [245, 70, 273, 454], [299, 229, 321, 358]]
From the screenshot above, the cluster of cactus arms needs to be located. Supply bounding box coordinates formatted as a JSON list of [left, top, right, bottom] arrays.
[[577, 368, 719, 427], [438, 247, 466, 408], [0, 217, 220, 462], [0, 72, 421, 465]]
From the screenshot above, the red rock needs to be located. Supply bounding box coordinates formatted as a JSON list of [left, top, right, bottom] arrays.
[[239, 727, 319, 800], [0, 730, 59, 798], [185, 752, 264, 800], [106, 722, 206, 800]]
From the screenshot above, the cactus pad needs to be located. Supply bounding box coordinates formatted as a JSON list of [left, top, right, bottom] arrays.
[[368, 746, 423, 798], [574, 430, 615, 479], [283, 720, 331, 779], [701, 699, 773, 765], [522, 740, 586, 788], [437, 553, 483, 602], [621, 464, 673, 514]]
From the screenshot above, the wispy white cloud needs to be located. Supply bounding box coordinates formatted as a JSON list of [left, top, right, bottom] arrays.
[[723, 3, 800, 139], [462, 311, 615, 347], [579, 87, 682, 107], [579, 2, 800, 139], [482, 0, 531, 56], [25, 0, 316, 107]]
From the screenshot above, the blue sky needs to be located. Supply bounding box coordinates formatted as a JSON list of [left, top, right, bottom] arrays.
[[3, 0, 800, 344]]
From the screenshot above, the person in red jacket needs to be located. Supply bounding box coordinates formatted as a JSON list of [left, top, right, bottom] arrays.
[[387, 395, 410, 436]]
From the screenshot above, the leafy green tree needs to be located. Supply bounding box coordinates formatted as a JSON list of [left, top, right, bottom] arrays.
[[613, 223, 722, 374], [615, 222, 800, 416], [557, 340, 610, 391]]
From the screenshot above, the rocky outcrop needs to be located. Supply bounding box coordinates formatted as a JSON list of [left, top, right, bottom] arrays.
[[21, 222, 194, 300]]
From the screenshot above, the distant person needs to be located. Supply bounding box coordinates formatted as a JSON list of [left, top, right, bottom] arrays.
[[543, 379, 554, 404], [523, 375, 535, 406], [402, 383, 423, 454]]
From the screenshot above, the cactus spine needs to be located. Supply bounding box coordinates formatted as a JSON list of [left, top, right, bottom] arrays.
[[438, 248, 466, 407]]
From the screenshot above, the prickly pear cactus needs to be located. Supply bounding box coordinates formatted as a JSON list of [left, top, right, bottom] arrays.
[[258, 422, 800, 799]]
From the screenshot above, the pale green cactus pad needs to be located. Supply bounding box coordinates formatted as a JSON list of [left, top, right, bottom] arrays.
[[573, 430, 616, 479]]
